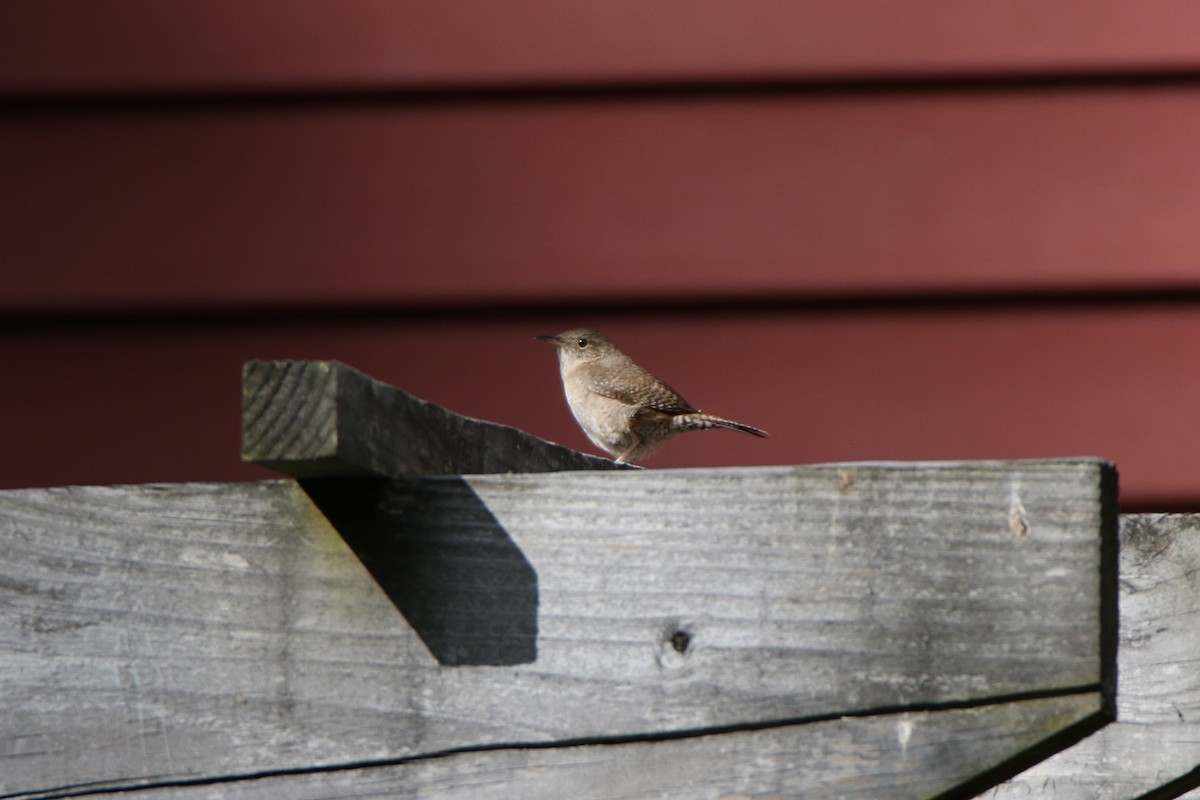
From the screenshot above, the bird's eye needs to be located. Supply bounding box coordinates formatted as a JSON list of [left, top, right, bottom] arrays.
[[576, 338, 589, 349]]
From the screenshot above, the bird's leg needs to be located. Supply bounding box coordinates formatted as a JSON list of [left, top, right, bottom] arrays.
[[615, 437, 640, 464]]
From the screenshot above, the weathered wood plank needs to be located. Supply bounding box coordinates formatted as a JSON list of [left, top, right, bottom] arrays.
[[992, 513, 1200, 799], [241, 360, 627, 478], [67, 694, 1105, 800], [0, 460, 1114, 796]]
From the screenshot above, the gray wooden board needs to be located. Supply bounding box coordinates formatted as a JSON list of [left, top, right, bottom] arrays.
[[55, 694, 1103, 800], [241, 360, 628, 478], [991, 514, 1200, 799], [0, 460, 1113, 796]]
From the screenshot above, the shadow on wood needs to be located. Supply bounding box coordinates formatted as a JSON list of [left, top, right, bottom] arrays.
[[302, 477, 538, 666], [0, 462, 1118, 797]]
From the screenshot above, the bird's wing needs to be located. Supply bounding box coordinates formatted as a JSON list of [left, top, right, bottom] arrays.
[[584, 363, 697, 415]]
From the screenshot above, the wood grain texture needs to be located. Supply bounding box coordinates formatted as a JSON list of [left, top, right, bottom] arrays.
[[991, 514, 1200, 799], [9, 88, 1200, 312], [67, 695, 1104, 800], [4, 1, 1200, 95], [0, 460, 1113, 796], [241, 360, 626, 478]]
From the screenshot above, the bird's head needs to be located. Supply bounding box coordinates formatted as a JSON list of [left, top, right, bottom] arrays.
[[535, 328, 619, 367]]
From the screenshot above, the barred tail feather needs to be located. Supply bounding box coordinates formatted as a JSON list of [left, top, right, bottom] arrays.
[[673, 412, 768, 438]]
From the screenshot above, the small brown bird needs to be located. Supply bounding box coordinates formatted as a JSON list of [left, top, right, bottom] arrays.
[[536, 328, 767, 464]]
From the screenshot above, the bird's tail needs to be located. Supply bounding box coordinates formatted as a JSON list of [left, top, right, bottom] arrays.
[[673, 413, 768, 438]]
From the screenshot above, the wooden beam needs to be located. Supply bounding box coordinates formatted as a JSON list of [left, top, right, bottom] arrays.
[[241, 359, 627, 478], [60, 695, 1104, 800], [992, 513, 1200, 799], [0, 460, 1114, 796]]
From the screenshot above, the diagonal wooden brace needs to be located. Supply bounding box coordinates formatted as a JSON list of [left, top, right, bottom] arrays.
[[241, 359, 630, 478]]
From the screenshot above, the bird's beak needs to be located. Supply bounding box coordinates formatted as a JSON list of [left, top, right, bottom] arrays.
[[535, 334, 562, 346]]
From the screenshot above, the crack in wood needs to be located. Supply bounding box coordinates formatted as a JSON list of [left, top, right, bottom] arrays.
[[9, 687, 1106, 800]]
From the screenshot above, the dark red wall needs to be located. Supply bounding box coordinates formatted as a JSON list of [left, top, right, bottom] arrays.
[[4, 2, 1200, 508]]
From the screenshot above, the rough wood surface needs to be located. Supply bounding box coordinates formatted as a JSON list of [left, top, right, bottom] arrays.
[[62, 695, 1103, 800], [0, 460, 1114, 797], [241, 359, 627, 478], [992, 513, 1200, 799]]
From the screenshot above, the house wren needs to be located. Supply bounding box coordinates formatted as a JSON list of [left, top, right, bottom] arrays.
[[536, 328, 767, 464]]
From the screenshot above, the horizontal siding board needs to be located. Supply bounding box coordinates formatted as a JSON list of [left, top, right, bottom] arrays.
[[6, 87, 1200, 311], [4, 1, 1200, 95], [0, 307, 1195, 506]]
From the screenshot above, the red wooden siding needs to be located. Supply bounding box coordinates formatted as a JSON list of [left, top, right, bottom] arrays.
[[4, 4, 1200, 509], [8, 88, 1200, 312], [5, 1, 1200, 94], [4, 308, 1199, 508]]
